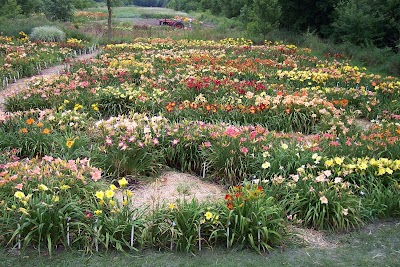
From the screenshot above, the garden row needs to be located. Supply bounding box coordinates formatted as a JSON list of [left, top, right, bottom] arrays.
[[0, 154, 282, 254], [1, 38, 399, 254], [0, 33, 95, 89]]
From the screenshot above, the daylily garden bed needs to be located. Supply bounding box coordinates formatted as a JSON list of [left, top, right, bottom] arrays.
[[0, 34, 95, 89], [0, 37, 399, 255]]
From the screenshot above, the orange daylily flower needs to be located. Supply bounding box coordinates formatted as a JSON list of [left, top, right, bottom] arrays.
[[26, 118, 35, 125], [42, 128, 51, 134]]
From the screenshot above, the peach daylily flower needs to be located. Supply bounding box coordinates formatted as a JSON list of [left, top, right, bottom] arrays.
[[320, 195, 328, 204], [15, 183, 23, 190], [91, 169, 101, 182]]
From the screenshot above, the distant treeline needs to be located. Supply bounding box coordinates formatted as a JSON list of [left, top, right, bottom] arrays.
[[109, 0, 169, 7], [2, 0, 398, 50], [131, 0, 169, 7], [167, 0, 400, 50]]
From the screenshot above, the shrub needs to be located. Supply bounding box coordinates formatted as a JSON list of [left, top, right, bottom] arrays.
[[62, 23, 94, 42], [29, 26, 66, 42], [0, 0, 23, 20]]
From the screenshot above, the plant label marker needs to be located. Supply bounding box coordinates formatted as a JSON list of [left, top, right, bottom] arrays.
[[258, 221, 261, 251], [202, 162, 206, 178], [17, 222, 21, 250], [67, 217, 71, 246], [170, 221, 176, 250], [198, 224, 201, 251], [226, 221, 230, 249], [94, 218, 99, 252], [130, 224, 135, 247]]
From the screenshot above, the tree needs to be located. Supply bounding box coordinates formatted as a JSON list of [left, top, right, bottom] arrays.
[[278, 0, 338, 34], [220, 0, 249, 18], [107, 0, 112, 42], [0, 0, 23, 19], [42, 0, 73, 21], [375, 0, 400, 49], [330, 0, 399, 49], [20, 0, 43, 14], [247, 0, 281, 38], [0, 0, 42, 15], [330, 0, 384, 46], [72, 0, 97, 9]]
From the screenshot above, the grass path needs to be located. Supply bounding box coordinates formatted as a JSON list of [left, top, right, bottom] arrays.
[[1, 218, 399, 266]]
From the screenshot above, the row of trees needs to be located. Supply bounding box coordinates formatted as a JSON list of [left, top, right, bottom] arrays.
[[167, 0, 400, 49], [0, 0, 96, 21], [1, 0, 398, 50]]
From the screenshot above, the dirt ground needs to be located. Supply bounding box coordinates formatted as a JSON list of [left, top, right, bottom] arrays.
[[119, 171, 226, 209]]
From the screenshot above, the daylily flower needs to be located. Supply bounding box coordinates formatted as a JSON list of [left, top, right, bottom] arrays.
[[118, 177, 128, 188], [320, 196, 328, 204]]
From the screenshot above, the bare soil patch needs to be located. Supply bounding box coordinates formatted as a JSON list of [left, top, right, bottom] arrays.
[[289, 226, 339, 249], [354, 118, 374, 131], [121, 171, 226, 209]]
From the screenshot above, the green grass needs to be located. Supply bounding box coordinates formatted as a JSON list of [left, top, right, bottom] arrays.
[[264, 29, 400, 77], [2, 219, 399, 267], [85, 5, 188, 19]]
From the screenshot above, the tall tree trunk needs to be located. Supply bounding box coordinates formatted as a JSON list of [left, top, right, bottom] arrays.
[[107, 0, 112, 42]]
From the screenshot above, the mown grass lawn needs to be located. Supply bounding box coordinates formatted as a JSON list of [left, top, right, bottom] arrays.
[[2, 219, 399, 267], [85, 5, 188, 19]]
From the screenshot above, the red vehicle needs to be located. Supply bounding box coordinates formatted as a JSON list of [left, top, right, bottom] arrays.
[[159, 18, 184, 29]]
